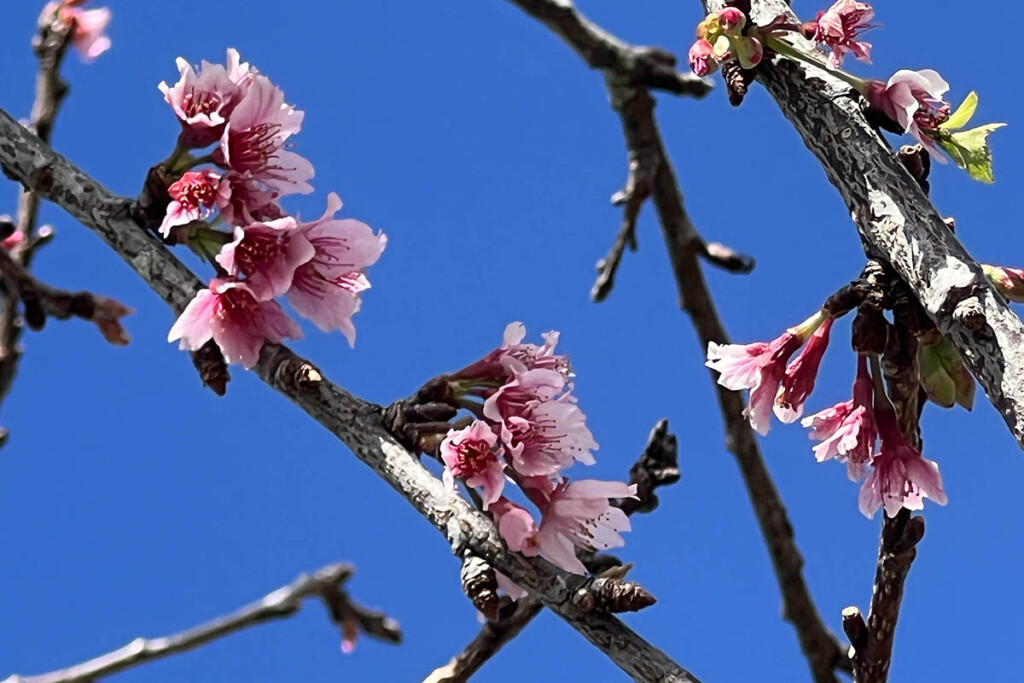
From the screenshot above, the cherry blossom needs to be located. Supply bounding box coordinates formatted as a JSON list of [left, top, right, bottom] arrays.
[[168, 278, 301, 369], [159, 48, 252, 149], [440, 421, 506, 509], [159, 170, 221, 236], [215, 217, 314, 300]]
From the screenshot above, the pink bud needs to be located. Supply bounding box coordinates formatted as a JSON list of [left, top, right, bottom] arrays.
[[717, 7, 746, 30], [688, 39, 718, 77]]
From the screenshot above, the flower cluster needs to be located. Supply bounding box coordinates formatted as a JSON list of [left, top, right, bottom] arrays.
[[688, 6, 764, 77], [162, 51, 386, 368], [706, 310, 830, 435], [42, 0, 111, 62], [707, 308, 956, 519], [689, 1, 1004, 182], [440, 323, 635, 580]]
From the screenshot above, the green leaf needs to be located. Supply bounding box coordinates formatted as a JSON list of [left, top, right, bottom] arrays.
[[940, 91, 978, 131], [937, 123, 1006, 183]]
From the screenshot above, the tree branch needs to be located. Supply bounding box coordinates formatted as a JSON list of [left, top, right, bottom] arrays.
[[496, 2, 847, 680], [704, 0, 1024, 451], [0, 106, 700, 683], [2, 563, 401, 683], [0, 5, 74, 444], [423, 418, 681, 682], [504, 0, 712, 97]]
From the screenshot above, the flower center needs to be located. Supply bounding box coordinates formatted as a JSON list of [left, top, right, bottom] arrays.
[[451, 440, 496, 478], [237, 231, 288, 276]]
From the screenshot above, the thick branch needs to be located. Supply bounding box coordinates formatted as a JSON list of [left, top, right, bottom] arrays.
[[2, 563, 401, 683], [504, 0, 711, 97], [424, 418, 681, 681], [0, 106, 700, 683], [705, 0, 1024, 451]]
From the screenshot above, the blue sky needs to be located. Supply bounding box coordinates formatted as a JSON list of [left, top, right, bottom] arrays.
[[1, 1, 1021, 681]]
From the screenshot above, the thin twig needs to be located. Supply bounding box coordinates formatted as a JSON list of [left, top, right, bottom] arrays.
[[2, 563, 401, 683], [0, 247, 131, 344], [0, 5, 73, 443], [493, 2, 844, 680], [0, 105, 701, 683], [502, 0, 712, 97], [423, 600, 543, 683]]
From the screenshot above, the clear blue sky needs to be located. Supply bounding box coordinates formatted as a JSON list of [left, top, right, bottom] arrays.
[[1, 1, 1021, 681]]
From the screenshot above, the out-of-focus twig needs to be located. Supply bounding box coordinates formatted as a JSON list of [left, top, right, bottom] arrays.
[[2, 564, 401, 683], [0, 5, 74, 443]]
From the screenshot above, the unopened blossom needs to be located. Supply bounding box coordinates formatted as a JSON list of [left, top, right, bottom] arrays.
[[216, 216, 314, 300], [864, 70, 950, 160], [534, 479, 636, 575], [707, 310, 827, 435], [215, 75, 314, 196], [808, 0, 875, 67], [802, 355, 875, 481], [490, 497, 541, 557], [0, 215, 23, 252], [688, 39, 717, 77], [483, 368, 597, 476], [159, 49, 252, 149], [286, 193, 387, 346], [775, 316, 834, 423], [159, 170, 221, 236], [456, 322, 572, 391], [440, 421, 506, 509], [168, 278, 302, 369], [983, 264, 1024, 303], [45, 2, 111, 62], [689, 7, 762, 75], [91, 296, 133, 346], [858, 407, 947, 519]]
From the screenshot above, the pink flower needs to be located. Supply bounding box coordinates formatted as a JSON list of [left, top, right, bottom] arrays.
[[168, 278, 302, 369], [811, 0, 875, 67], [533, 479, 636, 575], [159, 49, 252, 149], [214, 171, 285, 227], [456, 322, 572, 390], [440, 421, 506, 509], [864, 70, 950, 160], [490, 497, 541, 557], [45, 2, 111, 62], [801, 355, 876, 481], [858, 408, 947, 519], [983, 264, 1024, 303], [483, 368, 597, 476], [159, 170, 221, 236], [707, 311, 826, 435], [285, 193, 387, 346], [775, 316, 833, 423], [688, 39, 718, 77], [215, 75, 314, 196], [215, 217, 314, 300]]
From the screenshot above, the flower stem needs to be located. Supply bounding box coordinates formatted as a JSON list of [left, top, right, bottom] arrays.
[[762, 34, 868, 92]]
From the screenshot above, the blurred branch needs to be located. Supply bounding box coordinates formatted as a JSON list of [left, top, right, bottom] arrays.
[[0, 105, 700, 683], [0, 247, 131, 345], [2, 564, 401, 683], [0, 5, 73, 445], [503, 0, 712, 97], [498, 1, 845, 680], [423, 419, 682, 682]]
